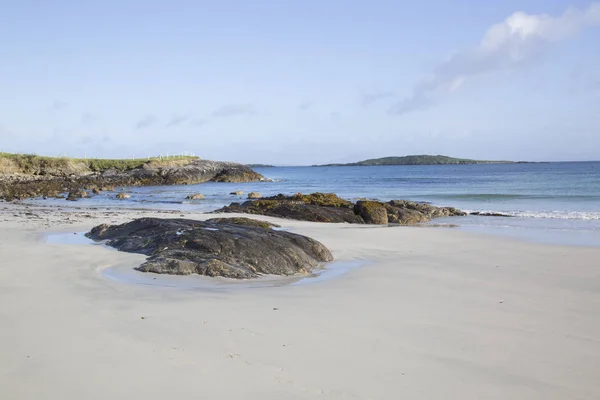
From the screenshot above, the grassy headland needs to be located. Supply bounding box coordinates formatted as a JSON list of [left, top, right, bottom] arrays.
[[0, 153, 199, 175]]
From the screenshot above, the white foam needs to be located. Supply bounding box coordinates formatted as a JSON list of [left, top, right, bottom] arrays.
[[466, 210, 600, 220]]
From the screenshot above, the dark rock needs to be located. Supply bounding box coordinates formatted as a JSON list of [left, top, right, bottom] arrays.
[[85, 217, 333, 278], [66, 189, 89, 201], [354, 201, 388, 224], [214, 192, 466, 225], [470, 212, 513, 217], [215, 193, 363, 223], [92, 188, 101, 194], [204, 217, 280, 229]]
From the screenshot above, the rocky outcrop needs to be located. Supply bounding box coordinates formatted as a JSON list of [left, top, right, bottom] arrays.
[[85, 217, 333, 279], [214, 193, 466, 225], [0, 159, 264, 201], [66, 190, 89, 201]]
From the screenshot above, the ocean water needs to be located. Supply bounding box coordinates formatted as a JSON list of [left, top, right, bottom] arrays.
[[30, 162, 600, 246]]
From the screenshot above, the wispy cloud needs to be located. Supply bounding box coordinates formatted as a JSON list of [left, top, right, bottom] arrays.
[[359, 90, 394, 107], [166, 112, 192, 127], [81, 112, 95, 125], [191, 118, 208, 127], [298, 101, 313, 111], [212, 103, 256, 117], [136, 114, 158, 129], [391, 2, 600, 115], [51, 100, 68, 110]]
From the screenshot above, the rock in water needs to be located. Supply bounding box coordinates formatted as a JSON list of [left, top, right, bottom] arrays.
[[214, 192, 465, 225], [247, 192, 262, 199], [66, 189, 89, 201], [185, 193, 205, 200], [85, 217, 333, 279], [116, 192, 131, 199], [230, 190, 244, 195]]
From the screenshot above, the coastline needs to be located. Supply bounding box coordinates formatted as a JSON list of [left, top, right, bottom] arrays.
[[1, 202, 600, 399]]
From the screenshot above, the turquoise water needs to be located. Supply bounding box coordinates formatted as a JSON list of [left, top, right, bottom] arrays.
[[30, 162, 600, 246]]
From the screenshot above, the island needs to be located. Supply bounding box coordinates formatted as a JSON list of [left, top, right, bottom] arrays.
[[246, 163, 275, 168], [318, 154, 515, 166]]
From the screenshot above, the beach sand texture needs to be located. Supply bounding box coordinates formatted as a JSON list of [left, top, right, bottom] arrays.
[[1, 204, 599, 399]]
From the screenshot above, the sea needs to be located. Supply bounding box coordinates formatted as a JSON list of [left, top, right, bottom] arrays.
[[30, 162, 600, 247]]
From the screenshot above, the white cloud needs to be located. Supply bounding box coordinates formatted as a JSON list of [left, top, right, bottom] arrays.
[[391, 2, 600, 115]]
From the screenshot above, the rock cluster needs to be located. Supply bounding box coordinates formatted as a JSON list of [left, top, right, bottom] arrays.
[[86, 217, 333, 278], [214, 192, 465, 225]]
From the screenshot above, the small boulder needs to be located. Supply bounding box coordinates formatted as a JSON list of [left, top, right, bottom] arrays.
[[230, 190, 244, 196], [116, 193, 131, 200], [354, 201, 388, 225], [185, 193, 205, 200], [66, 190, 89, 201], [248, 192, 262, 199]]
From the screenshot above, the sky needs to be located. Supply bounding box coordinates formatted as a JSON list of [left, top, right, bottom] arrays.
[[1, 0, 599, 164]]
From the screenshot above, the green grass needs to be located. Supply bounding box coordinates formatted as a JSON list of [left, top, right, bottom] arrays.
[[0, 152, 199, 174]]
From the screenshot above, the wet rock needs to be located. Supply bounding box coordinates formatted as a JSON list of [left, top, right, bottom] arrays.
[[185, 193, 205, 200], [214, 192, 465, 225], [470, 211, 513, 217], [66, 189, 89, 201], [85, 217, 333, 278], [354, 201, 388, 224], [215, 193, 362, 223], [205, 217, 280, 229], [230, 190, 244, 195], [116, 193, 131, 199], [92, 188, 101, 194], [247, 192, 262, 199]]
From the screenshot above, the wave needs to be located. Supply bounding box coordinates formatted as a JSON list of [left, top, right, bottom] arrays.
[[465, 210, 600, 220], [427, 193, 600, 201]]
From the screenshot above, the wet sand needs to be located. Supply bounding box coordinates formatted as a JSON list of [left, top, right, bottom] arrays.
[[1, 202, 600, 399]]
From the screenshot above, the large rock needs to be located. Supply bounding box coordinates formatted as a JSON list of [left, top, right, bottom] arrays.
[[215, 193, 363, 223], [85, 217, 333, 279], [214, 192, 466, 225], [354, 201, 388, 224]]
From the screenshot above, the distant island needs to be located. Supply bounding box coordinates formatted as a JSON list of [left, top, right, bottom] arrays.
[[246, 164, 275, 168], [318, 155, 516, 166]]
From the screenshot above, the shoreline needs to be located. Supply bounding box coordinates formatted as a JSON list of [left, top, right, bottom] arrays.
[[1, 202, 600, 399]]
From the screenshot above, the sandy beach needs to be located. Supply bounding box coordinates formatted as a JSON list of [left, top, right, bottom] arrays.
[[1, 203, 599, 400]]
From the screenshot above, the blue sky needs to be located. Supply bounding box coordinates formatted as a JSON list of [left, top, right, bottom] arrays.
[[1, 0, 599, 164]]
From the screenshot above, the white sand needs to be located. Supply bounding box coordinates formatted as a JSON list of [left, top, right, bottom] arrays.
[[1, 203, 599, 399]]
